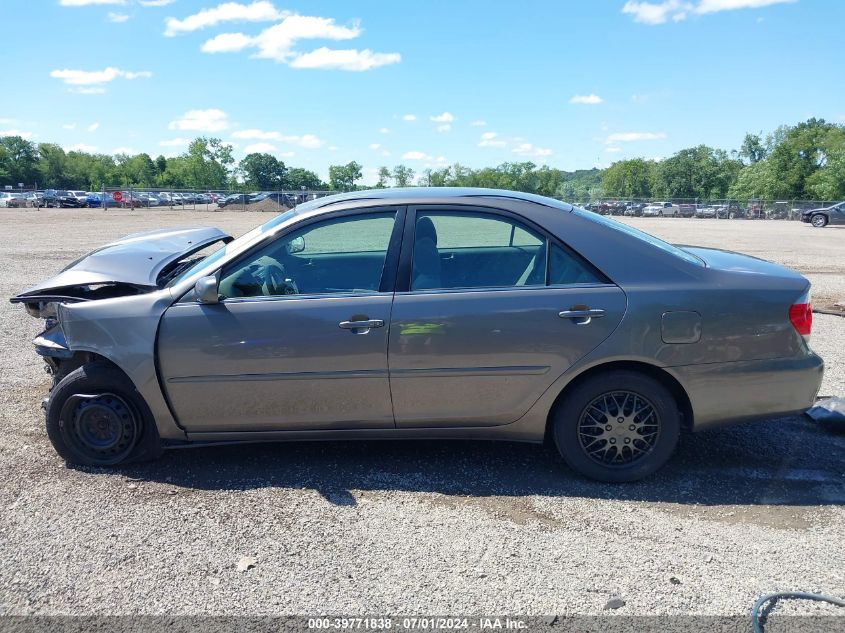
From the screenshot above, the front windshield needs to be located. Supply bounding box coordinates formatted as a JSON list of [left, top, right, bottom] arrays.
[[166, 208, 301, 286]]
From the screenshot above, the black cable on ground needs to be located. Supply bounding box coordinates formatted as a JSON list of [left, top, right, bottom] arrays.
[[752, 592, 845, 633]]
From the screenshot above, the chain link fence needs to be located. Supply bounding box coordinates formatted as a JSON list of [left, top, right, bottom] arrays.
[[580, 198, 841, 220], [5, 186, 841, 221]]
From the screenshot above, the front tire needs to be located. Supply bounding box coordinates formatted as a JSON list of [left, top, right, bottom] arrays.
[[811, 214, 828, 228], [552, 370, 680, 482], [46, 363, 161, 466]]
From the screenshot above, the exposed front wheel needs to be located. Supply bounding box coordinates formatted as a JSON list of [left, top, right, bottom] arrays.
[[552, 370, 680, 482], [46, 363, 161, 466], [811, 214, 828, 228]]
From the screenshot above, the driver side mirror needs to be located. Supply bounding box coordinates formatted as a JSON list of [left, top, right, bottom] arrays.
[[285, 236, 305, 254], [195, 275, 220, 304]]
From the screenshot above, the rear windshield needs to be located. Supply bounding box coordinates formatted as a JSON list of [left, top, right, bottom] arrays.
[[572, 207, 704, 266]]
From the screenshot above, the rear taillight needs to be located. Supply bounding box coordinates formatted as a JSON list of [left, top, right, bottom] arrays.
[[789, 291, 812, 341]]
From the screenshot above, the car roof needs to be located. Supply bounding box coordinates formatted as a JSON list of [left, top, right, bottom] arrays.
[[295, 187, 575, 215]]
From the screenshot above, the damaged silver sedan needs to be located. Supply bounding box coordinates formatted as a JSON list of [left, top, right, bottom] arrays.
[[11, 188, 824, 482]]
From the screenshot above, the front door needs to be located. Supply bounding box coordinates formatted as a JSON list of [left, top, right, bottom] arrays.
[[388, 207, 627, 428], [157, 209, 402, 432]]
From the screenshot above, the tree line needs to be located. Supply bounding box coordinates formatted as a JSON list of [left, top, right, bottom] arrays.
[[1, 118, 842, 201]]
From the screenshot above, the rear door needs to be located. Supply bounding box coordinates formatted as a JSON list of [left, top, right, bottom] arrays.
[[388, 206, 627, 428]]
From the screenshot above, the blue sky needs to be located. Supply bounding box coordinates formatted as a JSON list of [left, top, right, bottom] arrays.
[[1, 0, 843, 184]]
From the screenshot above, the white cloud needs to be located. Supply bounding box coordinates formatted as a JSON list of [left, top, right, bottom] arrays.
[[168, 109, 230, 132], [87, 122, 100, 132], [62, 123, 77, 130], [606, 131, 666, 143], [368, 143, 381, 150], [49, 67, 152, 91], [606, 146, 622, 153], [165, 1, 283, 36], [231, 128, 324, 148], [107, 12, 130, 22], [231, 128, 280, 140], [436, 124, 451, 133], [243, 142, 278, 154], [138, 0, 174, 6], [0, 129, 34, 139], [622, 0, 689, 24], [159, 137, 190, 146], [401, 114, 417, 122], [379, 127, 390, 134], [696, 0, 795, 14], [66, 143, 98, 153], [201, 32, 253, 53], [470, 120, 486, 127], [478, 132, 506, 148], [289, 47, 400, 71], [197, 15, 399, 72], [430, 112, 454, 123], [569, 94, 603, 105], [423, 155, 449, 168], [111, 147, 138, 155], [60, 0, 125, 5], [512, 143, 552, 158], [622, 0, 793, 24], [402, 151, 431, 161]]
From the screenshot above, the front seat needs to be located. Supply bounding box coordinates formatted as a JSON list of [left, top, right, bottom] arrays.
[[412, 216, 442, 290]]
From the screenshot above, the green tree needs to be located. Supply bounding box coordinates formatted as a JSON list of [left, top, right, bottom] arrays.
[[328, 161, 362, 191], [767, 118, 845, 199], [739, 133, 768, 164], [391, 164, 414, 187], [182, 137, 234, 189], [286, 167, 323, 190], [37, 143, 68, 188], [602, 159, 656, 198], [0, 136, 39, 186], [376, 166, 391, 188], [240, 153, 287, 190]]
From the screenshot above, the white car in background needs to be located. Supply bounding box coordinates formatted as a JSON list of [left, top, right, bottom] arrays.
[[642, 201, 678, 217], [68, 191, 88, 205], [0, 192, 18, 207]]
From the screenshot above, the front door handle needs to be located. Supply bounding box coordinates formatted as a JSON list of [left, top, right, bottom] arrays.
[[559, 308, 606, 325], [339, 319, 385, 332]]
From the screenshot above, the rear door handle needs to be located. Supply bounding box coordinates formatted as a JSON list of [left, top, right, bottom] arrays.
[[339, 319, 385, 331], [559, 309, 606, 325]]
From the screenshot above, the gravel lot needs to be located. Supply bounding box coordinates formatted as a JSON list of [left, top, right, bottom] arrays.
[[0, 209, 843, 619]]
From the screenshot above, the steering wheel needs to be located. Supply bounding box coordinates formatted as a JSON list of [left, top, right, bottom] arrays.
[[261, 261, 298, 296]]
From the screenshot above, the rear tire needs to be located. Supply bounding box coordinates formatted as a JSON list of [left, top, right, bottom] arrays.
[[552, 370, 680, 482], [811, 214, 828, 228], [46, 363, 162, 467]]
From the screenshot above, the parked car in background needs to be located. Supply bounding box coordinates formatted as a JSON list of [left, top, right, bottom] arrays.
[[11, 187, 823, 482], [25, 192, 43, 207], [642, 201, 677, 217], [715, 203, 744, 219], [218, 193, 251, 208], [42, 190, 84, 208], [677, 204, 696, 218], [801, 201, 845, 228], [624, 203, 646, 216], [85, 193, 120, 208], [695, 206, 717, 218], [0, 192, 17, 207], [68, 191, 88, 206]]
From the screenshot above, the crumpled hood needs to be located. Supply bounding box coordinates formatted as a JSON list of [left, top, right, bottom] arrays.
[[12, 226, 231, 300]]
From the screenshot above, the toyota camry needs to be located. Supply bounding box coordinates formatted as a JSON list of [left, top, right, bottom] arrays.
[[11, 188, 824, 482]]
